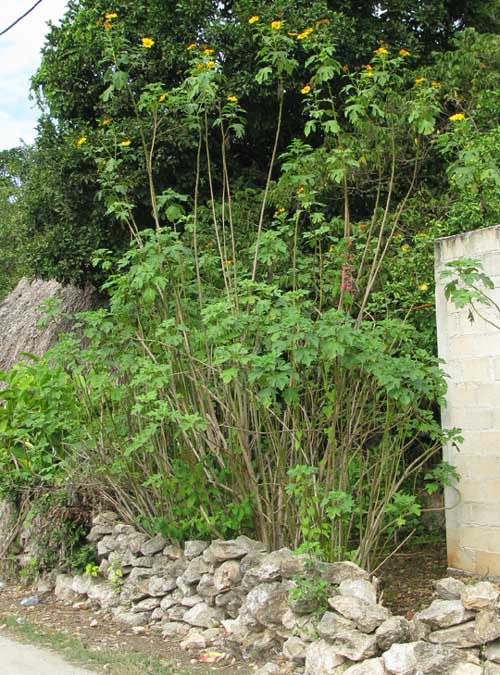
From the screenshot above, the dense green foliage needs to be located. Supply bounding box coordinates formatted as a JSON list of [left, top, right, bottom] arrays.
[[0, 1, 498, 570]]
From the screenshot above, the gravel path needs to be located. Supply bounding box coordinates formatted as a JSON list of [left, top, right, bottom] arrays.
[[0, 634, 95, 675]]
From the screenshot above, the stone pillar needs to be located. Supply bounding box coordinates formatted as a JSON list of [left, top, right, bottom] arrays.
[[435, 224, 500, 577]]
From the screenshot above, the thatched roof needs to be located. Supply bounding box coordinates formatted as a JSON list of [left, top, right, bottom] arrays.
[[0, 277, 95, 372]]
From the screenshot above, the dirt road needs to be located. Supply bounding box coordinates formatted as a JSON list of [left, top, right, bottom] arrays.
[[0, 634, 95, 675]]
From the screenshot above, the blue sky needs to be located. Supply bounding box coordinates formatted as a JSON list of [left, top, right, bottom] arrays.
[[0, 0, 68, 150]]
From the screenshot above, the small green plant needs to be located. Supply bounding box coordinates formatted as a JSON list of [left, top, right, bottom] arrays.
[[424, 461, 460, 495], [19, 557, 41, 584], [84, 563, 99, 577], [289, 572, 331, 615], [441, 258, 500, 329], [71, 543, 99, 574], [107, 561, 124, 591]]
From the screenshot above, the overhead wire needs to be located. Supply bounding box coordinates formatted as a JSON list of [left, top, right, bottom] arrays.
[[0, 0, 45, 37]]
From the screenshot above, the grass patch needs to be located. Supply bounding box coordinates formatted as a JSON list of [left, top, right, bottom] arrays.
[[0, 616, 193, 675]]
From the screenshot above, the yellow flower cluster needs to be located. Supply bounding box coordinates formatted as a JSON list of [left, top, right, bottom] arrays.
[[374, 46, 389, 55], [399, 48, 410, 57], [203, 48, 214, 55], [187, 42, 197, 50], [142, 37, 154, 48], [120, 139, 131, 147], [76, 136, 87, 149], [158, 94, 167, 102], [418, 283, 429, 292], [101, 118, 111, 126], [296, 186, 304, 195], [274, 207, 285, 217], [414, 77, 425, 85], [297, 27, 314, 40], [449, 113, 466, 122], [248, 15, 259, 24], [300, 84, 311, 94], [227, 95, 238, 102], [362, 64, 373, 77], [271, 20, 282, 30], [105, 12, 118, 19], [432, 80, 441, 89]]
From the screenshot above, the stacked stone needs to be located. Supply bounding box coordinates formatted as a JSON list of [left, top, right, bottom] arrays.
[[52, 513, 500, 674]]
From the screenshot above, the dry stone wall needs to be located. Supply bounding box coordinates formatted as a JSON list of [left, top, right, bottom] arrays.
[[435, 224, 500, 577], [52, 512, 500, 674]]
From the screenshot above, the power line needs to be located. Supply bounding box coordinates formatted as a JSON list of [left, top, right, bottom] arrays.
[[0, 0, 45, 37]]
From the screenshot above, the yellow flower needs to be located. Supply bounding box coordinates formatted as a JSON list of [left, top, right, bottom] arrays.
[[342, 64, 349, 73], [203, 48, 214, 55], [274, 207, 285, 217], [297, 27, 314, 39], [358, 155, 367, 165], [120, 139, 131, 146], [328, 245, 334, 252], [227, 95, 238, 102], [300, 84, 311, 94], [416, 231, 428, 238], [248, 15, 259, 24], [401, 244, 410, 252], [187, 42, 197, 50], [142, 37, 155, 48], [414, 77, 425, 85], [449, 113, 466, 122], [206, 60, 216, 69], [288, 31, 298, 36], [101, 118, 111, 126], [362, 64, 373, 77], [418, 283, 429, 292], [296, 186, 304, 194], [105, 12, 118, 19], [393, 232, 402, 239], [431, 80, 441, 89], [399, 48, 411, 57], [196, 63, 205, 69], [224, 259, 234, 266], [104, 20, 112, 30], [374, 46, 389, 55], [271, 20, 282, 30], [76, 136, 87, 149], [158, 94, 167, 102]]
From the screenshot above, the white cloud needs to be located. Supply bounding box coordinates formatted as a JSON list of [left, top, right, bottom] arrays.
[[0, 0, 69, 150]]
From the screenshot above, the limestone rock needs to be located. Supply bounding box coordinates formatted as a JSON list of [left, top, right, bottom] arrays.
[[305, 639, 346, 675], [485, 640, 500, 663], [255, 585, 290, 628], [132, 597, 160, 612], [329, 595, 390, 633], [182, 556, 211, 584], [242, 549, 305, 588], [86, 580, 120, 609], [283, 636, 307, 663], [120, 578, 150, 604], [148, 575, 177, 596], [343, 657, 386, 674], [180, 594, 204, 607], [338, 579, 377, 605], [434, 577, 466, 601], [383, 642, 417, 675], [128, 566, 155, 582], [209, 536, 266, 561], [450, 665, 483, 675], [166, 604, 187, 621], [183, 602, 223, 628], [197, 573, 217, 600], [54, 574, 78, 602], [427, 621, 481, 648], [72, 574, 94, 596], [461, 582, 500, 610], [332, 628, 378, 661], [413, 641, 462, 673], [180, 631, 206, 650], [213, 560, 241, 592], [215, 589, 243, 617], [97, 535, 120, 557], [414, 599, 474, 628], [184, 541, 209, 560], [141, 534, 166, 556], [112, 607, 152, 626], [151, 607, 164, 621], [161, 621, 190, 638], [255, 664, 280, 675], [376, 617, 412, 650], [160, 590, 182, 609], [316, 561, 369, 585], [475, 607, 500, 643], [317, 611, 356, 639], [163, 544, 183, 560], [87, 512, 119, 541], [484, 663, 500, 675], [409, 618, 431, 641]]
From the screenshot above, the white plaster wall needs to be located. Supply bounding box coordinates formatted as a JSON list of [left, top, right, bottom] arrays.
[[435, 224, 500, 576]]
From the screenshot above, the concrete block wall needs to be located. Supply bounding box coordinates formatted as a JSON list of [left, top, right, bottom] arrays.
[[435, 224, 500, 577]]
